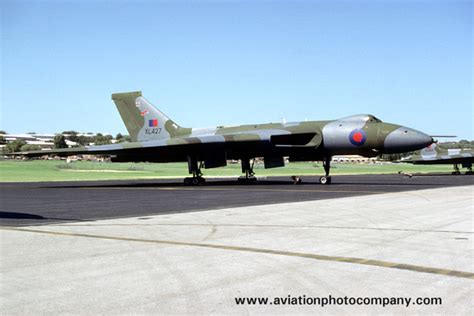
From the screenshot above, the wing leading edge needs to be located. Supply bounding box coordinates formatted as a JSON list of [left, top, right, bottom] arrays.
[[15, 131, 321, 162]]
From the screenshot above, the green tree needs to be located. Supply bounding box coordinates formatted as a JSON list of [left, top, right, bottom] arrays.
[[62, 130, 79, 143], [20, 144, 42, 152], [76, 135, 93, 146], [0, 130, 6, 134], [458, 139, 470, 149], [115, 133, 131, 143], [439, 140, 473, 149], [94, 133, 112, 145], [0, 135, 5, 145], [3, 140, 27, 154], [54, 134, 68, 149]]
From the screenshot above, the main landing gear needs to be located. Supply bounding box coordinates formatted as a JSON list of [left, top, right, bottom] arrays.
[[184, 156, 206, 186], [458, 164, 473, 175], [238, 158, 257, 184], [466, 164, 473, 175], [319, 157, 332, 185], [452, 164, 461, 175]]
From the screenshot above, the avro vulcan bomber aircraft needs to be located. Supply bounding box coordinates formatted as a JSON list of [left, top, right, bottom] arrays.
[[402, 143, 473, 175], [17, 91, 434, 185]]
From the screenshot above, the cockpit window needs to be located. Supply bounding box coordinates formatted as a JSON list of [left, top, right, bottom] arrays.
[[368, 115, 382, 123], [338, 114, 383, 123]]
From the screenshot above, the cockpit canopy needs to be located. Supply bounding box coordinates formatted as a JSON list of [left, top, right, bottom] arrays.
[[338, 114, 382, 123]]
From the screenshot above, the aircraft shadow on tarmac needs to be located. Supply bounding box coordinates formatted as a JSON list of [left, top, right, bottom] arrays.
[[41, 174, 472, 189], [0, 212, 46, 220], [0, 211, 87, 222], [47, 179, 295, 188]]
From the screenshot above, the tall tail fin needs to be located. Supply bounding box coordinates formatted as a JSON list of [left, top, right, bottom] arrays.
[[111, 91, 190, 142]]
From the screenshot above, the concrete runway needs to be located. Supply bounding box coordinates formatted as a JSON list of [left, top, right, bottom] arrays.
[[0, 174, 473, 226], [1, 184, 473, 314]]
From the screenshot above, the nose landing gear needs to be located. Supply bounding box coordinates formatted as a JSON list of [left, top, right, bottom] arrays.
[[319, 157, 332, 185]]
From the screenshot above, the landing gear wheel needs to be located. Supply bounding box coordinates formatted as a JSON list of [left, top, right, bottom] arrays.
[[320, 156, 332, 185], [319, 176, 331, 185], [452, 171, 461, 175], [183, 177, 205, 186], [238, 176, 257, 184], [291, 176, 302, 184]]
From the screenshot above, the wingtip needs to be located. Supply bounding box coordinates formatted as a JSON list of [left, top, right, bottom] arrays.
[[430, 135, 457, 138]]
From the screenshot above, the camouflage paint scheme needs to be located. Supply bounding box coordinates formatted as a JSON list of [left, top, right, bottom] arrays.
[[402, 143, 473, 174], [18, 91, 433, 175]]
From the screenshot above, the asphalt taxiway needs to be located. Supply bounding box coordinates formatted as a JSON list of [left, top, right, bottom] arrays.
[[1, 174, 473, 226]]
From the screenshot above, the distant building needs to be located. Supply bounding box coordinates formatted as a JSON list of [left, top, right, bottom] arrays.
[[1, 132, 117, 163], [2, 133, 55, 149], [0, 132, 111, 150], [332, 155, 378, 163]]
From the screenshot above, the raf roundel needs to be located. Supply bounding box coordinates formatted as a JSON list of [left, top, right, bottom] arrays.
[[349, 129, 367, 146], [149, 119, 158, 128]]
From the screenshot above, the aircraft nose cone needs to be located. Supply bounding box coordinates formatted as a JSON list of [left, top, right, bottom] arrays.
[[383, 126, 433, 153]]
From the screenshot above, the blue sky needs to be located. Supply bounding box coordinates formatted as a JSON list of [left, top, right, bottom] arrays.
[[1, 0, 472, 139]]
